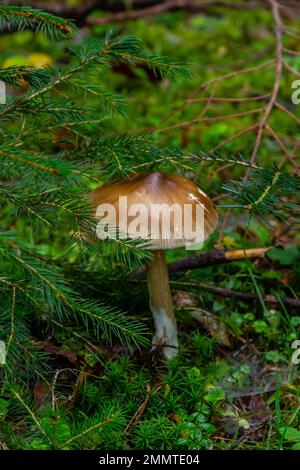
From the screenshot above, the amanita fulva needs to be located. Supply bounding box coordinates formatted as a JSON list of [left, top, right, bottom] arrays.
[[90, 172, 218, 359]]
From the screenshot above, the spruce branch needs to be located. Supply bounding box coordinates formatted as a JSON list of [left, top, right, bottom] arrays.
[[10, 388, 52, 446], [0, 5, 77, 37], [0, 66, 50, 89], [221, 167, 300, 226], [0, 233, 149, 348], [0, 33, 189, 120]]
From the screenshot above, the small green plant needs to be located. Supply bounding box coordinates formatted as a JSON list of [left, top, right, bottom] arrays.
[[279, 427, 300, 450]]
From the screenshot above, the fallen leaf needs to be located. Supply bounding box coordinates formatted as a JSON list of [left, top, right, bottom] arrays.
[[39, 341, 79, 365], [34, 382, 51, 407], [174, 291, 196, 308], [192, 308, 232, 347]]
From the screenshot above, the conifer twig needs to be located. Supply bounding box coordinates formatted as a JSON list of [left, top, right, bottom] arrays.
[[6, 284, 16, 357], [58, 416, 114, 448], [124, 385, 151, 433]]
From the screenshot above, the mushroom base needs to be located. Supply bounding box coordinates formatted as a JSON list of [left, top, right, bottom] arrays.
[[146, 250, 178, 360], [150, 306, 178, 359]]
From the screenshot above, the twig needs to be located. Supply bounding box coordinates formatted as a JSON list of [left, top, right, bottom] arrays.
[[245, 169, 281, 212], [6, 284, 16, 356], [86, 0, 300, 26], [167, 247, 271, 272], [86, 1, 274, 25], [158, 108, 264, 133], [4, 0, 297, 29], [51, 368, 79, 412], [157, 60, 274, 129], [124, 385, 151, 433], [229, 413, 273, 449], [87, 0, 190, 25], [284, 29, 300, 40], [275, 101, 300, 127], [59, 415, 113, 448], [248, 0, 283, 168], [283, 48, 300, 57], [210, 124, 259, 153], [215, 208, 232, 249], [284, 61, 300, 78], [0, 150, 59, 175], [215, 0, 285, 243], [187, 94, 270, 104], [11, 389, 52, 445], [172, 281, 300, 308], [266, 124, 298, 168]]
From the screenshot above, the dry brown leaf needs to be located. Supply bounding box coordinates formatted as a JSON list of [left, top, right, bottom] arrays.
[[192, 308, 232, 347], [39, 341, 79, 365], [174, 290, 197, 308]]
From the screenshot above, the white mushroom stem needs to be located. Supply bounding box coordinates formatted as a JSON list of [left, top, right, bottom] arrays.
[[146, 250, 178, 360]]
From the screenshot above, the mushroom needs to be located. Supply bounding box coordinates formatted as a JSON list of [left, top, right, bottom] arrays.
[[90, 172, 218, 359]]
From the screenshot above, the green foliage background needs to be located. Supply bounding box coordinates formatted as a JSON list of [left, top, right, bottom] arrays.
[[0, 2, 299, 450]]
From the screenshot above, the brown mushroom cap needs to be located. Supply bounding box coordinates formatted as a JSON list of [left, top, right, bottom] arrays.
[[90, 172, 218, 249]]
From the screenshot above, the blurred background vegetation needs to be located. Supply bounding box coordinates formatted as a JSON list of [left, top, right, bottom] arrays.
[[0, 0, 299, 450]]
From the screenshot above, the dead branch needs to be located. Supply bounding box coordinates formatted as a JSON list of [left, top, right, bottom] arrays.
[[86, 0, 300, 25], [3, 0, 299, 28], [210, 124, 259, 153], [266, 124, 298, 168], [248, 0, 283, 168], [275, 101, 300, 127], [215, 209, 232, 249], [156, 60, 274, 130], [124, 385, 151, 432], [159, 107, 264, 133], [167, 247, 271, 272], [191, 284, 300, 308], [284, 61, 300, 78], [172, 280, 300, 308], [87, 0, 193, 25], [187, 94, 271, 104]]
